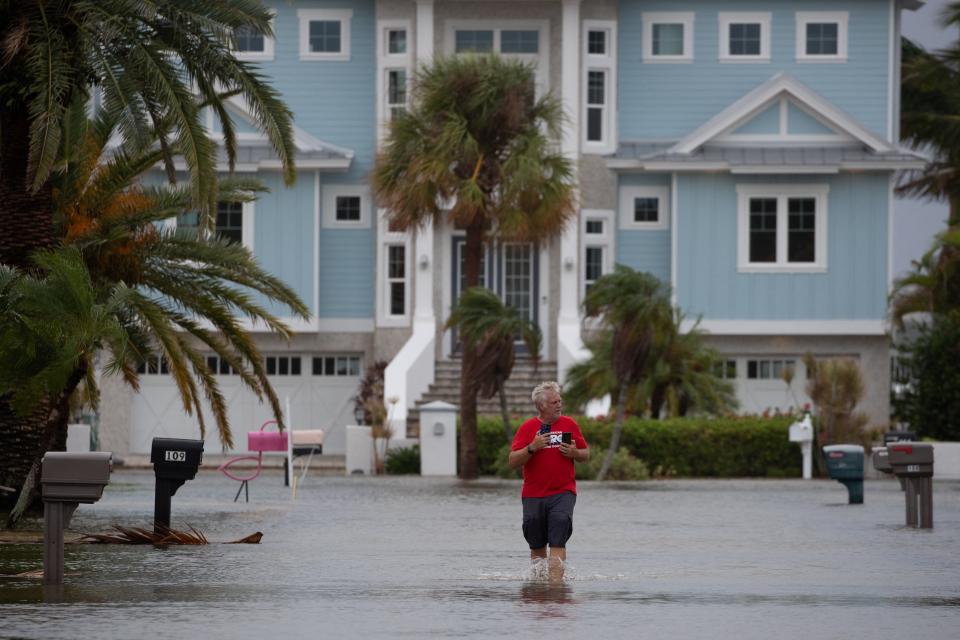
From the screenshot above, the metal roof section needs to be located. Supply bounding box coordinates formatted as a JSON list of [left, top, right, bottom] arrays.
[[608, 142, 928, 172]]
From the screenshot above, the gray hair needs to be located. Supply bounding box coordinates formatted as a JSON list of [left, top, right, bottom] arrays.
[[531, 381, 562, 408]]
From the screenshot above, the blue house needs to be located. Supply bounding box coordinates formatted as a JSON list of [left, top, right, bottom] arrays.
[[100, 0, 926, 459]]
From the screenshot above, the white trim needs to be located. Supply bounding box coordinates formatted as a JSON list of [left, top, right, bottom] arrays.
[[377, 20, 413, 145], [736, 183, 829, 273], [582, 20, 617, 155], [241, 200, 255, 251], [580, 209, 614, 303], [671, 73, 893, 155], [718, 12, 771, 63], [316, 318, 375, 332], [313, 172, 320, 322], [887, 172, 895, 299], [670, 173, 678, 305], [642, 12, 694, 63], [888, 0, 898, 142], [233, 18, 275, 61], [298, 9, 352, 61], [376, 209, 412, 328], [681, 319, 887, 336], [322, 184, 371, 229], [779, 97, 788, 135], [607, 158, 925, 172], [795, 11, 848, 63], [444, 20, 550, 95], [620, 185, 670, 230]]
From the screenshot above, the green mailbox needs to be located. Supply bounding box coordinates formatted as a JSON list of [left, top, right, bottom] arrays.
[[822, 444, 864, 504]]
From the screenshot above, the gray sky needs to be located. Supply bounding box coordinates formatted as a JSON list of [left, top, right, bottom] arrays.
[[894, 0, 957, 277]]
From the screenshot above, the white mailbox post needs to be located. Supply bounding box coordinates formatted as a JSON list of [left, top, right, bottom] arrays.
[[419, 401, 458, 476], [345, 425, 373, 476], [789, 412, 814, 480]]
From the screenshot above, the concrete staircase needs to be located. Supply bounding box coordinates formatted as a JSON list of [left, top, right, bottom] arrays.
[[406, 359, 557, 436]]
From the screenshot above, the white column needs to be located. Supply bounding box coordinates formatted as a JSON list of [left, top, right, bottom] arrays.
[[557, 0, 585, 384], [416, 0, 435, 63], [414, 0, 436, 323]]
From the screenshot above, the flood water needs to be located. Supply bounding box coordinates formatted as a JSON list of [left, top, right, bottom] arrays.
[[1, 470, 959, 639]]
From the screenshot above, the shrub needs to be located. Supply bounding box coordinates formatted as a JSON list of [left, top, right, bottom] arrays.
[[476, 415, 800, 478], [491, 443, 521, 479], [576, 447, 649, 481], [385, 445, 420, 475], [896, 315, 960, 440]]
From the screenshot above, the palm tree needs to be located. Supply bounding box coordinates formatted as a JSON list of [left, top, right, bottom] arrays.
[[373, 55, 576, 479], [0, 0, 297, 521], [446, 287, 541, 442], [582, 266, 672, 481], [1, 105, 308, 524]]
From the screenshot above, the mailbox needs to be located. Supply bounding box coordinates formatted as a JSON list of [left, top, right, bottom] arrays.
[[822, 444, 864, 504], [151, 437, 204, 480], [883, 431, 916, 445], [887, 443, 933, 477], [788, 413, 814, 480], [872, 447, 892, 474], [150, 437, 204, 533], [41, 452, 112, 503]]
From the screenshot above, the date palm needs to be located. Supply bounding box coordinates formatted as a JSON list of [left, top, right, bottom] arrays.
[[582, 266, 672, 481], [1, 104, 307, 524], [446, 287, 541, 443], [374, 55, 575, 479]]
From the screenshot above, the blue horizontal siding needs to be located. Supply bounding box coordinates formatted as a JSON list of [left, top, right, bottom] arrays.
[[675, 172, 890, 320], [318, 199, 374, 318], [618, 0, 891, 140], [731, 102, 780, 135], [616, 174, 672, 285]]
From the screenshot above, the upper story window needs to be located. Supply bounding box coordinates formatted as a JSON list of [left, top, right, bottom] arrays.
[[583, 20, 617, 154], [177, 201, 253, 248], [234, 23, 274, 61], [796, 12, 848, 62], [581, 210, 613, 300], [447, 22, 549, 94], [736, 184, 829, 273], [323, 185, 370, 228], [719, 12, 771, 62], [298, 9, 352, 61], [388, 28, 407, 55], [643, 12, 694, 63], [620, 186, 670, 230], [378, 21, 413, 140], [377, 209, 411, 326]]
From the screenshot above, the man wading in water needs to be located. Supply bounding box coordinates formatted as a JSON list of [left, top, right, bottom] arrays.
[[509, 381, 589, 581]]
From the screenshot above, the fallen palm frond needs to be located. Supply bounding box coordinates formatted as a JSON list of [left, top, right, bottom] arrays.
[[227, 531, 263, 544], [80, 524, 261, 545]]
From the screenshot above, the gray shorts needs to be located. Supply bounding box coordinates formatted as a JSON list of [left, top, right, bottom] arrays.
[[521, 491, 576, 549]]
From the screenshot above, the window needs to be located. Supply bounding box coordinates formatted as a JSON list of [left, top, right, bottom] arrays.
[[312, 355, 362, 377], [796, 12, 848, 62], [455, 30, 494, 53], [583, 21, 617, 153], [500, 30, 539, 54], [713, 359, 737, 379], [736, 185, 828, 272], [266, 356, 301, 376], [387, 29, 407, 54], [643, 12, 694, 62], [581, 210, 613, 302], [233, 23, 275, 61], [719, 13, 771, 62], [323, 185, 369, 228], [378, 21, 412, 141], [448, 23, 549, 95], [747, 358, 796, 380], [336, 196, 361, 222], [206, 355, 238, 376], [387, 69, 407, 120], [387, 244, 406, 316], [298, 9, 352, 61], [137, 355, 169, 375], [216, 201, 244, 244], [620, 186, 669, 230]]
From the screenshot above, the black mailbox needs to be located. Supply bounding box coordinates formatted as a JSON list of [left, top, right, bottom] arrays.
[[887, 443, 933, 477], [150, 437, 204, 533], [872, 447, 892, 474], [42, 452, 113, 503], [883, 431, 916, 445]]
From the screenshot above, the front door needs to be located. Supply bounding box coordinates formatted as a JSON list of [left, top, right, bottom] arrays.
[[451, 238, 538, 353]]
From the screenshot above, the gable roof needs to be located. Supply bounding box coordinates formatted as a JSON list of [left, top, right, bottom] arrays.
[[670, 73, 892, 155]]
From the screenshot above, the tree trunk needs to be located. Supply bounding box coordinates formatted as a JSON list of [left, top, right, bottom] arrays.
[[458, 219, 485, 479], [649, 383, 667, 419], [498, 376, 513, 443], [0, 109, 59, 524], [596, 381, 629, 481]]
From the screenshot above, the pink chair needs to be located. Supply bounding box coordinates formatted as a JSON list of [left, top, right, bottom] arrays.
[[218, 420, 288, 502]]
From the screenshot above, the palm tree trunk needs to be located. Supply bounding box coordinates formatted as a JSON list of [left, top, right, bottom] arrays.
[[458, 219, 485, 479], [0, 109, 59, 525], [597, 381, 629, 481], [498, 376, 513, 443]]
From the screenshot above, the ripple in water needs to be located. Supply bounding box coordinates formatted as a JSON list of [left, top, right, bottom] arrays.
[[478, 559, 626, 583]]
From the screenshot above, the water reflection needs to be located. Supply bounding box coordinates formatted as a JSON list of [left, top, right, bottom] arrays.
[[519, 581, 575, 614]]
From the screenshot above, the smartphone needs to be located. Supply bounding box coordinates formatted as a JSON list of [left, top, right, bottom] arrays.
[[562, 432, 572, 445], [539, 423, 550, 435]]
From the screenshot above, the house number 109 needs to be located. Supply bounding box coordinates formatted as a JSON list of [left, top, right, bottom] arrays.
[[164, 450, 186, 462]]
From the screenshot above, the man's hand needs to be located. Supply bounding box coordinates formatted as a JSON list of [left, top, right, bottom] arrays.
[[529, 432, 550, 452], [558, 441, 577, 458]]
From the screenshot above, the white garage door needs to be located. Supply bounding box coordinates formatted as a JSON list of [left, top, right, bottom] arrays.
[[130, 353, 362, 455]]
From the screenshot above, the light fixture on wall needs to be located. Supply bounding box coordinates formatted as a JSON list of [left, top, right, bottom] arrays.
[[419, 254, 430, 269], [563, 256, 575, 271]]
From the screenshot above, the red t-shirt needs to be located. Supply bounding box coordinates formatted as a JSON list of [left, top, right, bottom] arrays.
[[511, 415, 588, 498]]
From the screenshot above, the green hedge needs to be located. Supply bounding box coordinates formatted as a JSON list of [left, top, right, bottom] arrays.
[[474, 415, 801, 478]]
